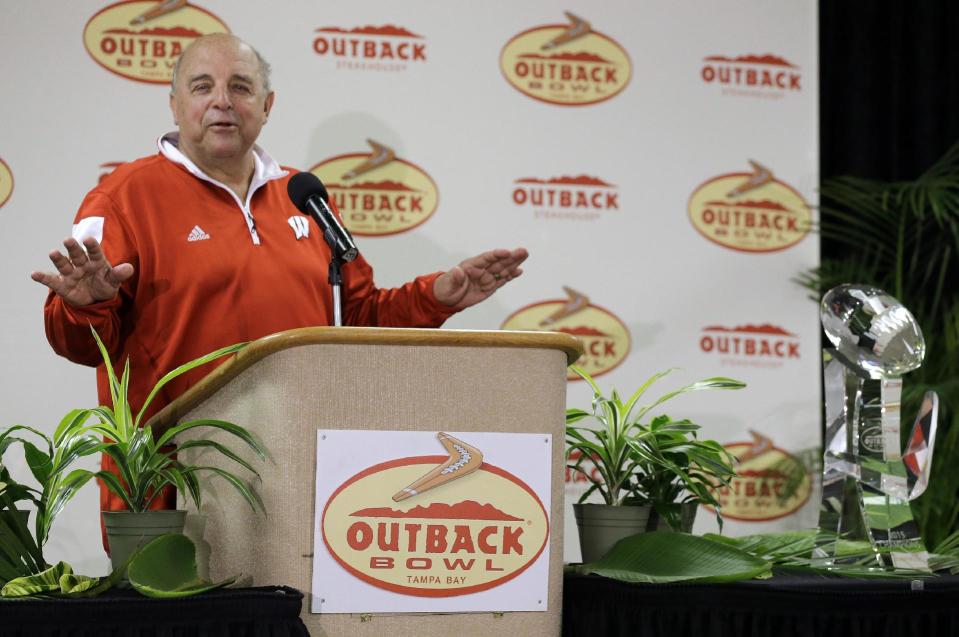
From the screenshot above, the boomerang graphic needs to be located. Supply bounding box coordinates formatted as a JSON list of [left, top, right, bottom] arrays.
[[130, 0, 187, 25], [540, 286, 590, 326], [727, 160, 774, 198], [392, 433, 484, 502], [342, 139, 396, 180], [735, 430, 774, 465], [542, 11, 591, 50]]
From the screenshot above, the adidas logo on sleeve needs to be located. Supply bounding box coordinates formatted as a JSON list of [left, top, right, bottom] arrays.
[[187, 225, 211, 242]]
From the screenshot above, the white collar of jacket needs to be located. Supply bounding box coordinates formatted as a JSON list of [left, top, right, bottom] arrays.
[[157, 132, 289, 245], [157, 132, 288, 189]]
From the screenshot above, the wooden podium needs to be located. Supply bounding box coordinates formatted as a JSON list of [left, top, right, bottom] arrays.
[[148, 327, 582, 637]]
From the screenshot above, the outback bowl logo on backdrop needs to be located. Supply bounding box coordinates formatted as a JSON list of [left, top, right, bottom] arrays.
[[83, 0, 229, 84], [322, 433, 548, 596], [701, 54, 802, 98], [700, 323, 800, 369], [313, 24, 426, 72], [501, 287, 630, 380], [709, 431, 812, 522], [309, 139, 439, 236], [688, 160, 811, 252], [500, 11, 631, 106], [512, 175, 619, 221], [0, 158, 13, 210]]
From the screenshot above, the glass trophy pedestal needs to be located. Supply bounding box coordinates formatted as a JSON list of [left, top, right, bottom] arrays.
[[815, 285, 938, 570]]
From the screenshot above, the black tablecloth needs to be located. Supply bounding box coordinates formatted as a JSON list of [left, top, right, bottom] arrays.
[[0, 586, 309, 637], [563, 570, 959, 637]]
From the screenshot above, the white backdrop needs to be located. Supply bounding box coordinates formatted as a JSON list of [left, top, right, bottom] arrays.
[[0, 0, 819, 574]]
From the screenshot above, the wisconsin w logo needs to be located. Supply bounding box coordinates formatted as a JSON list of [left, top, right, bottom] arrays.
[[288, 215, 310, 240]]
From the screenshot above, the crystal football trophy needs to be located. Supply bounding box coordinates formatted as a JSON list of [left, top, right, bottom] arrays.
[[816, 284, 939, 570]]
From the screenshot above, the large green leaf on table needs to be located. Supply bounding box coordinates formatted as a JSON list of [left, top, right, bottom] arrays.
[[704, 530, 821, 560], [128, 534, 236, 598], [58, 572, 106, 595], [706, 530, 936, 579], [0, 560, 114, 598], [2, 561, 67, 597], [575, 531, 771, 583]]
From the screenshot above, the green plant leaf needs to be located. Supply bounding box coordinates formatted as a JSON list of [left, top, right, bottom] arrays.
[[566, 366, 743, 513], [62, 330, 262, 514], [167, 439, 259, 476], [0, 493, 44, 574], [58, 572, 105, 595], [181, 466, 263, 513], [1, 561, 70, 598], [89, 327, 122, 418], [622, 369, 676, 423], [136, 342, 247, 428], [53, 409, 93, 446], [92, 470, 137, 512], [569, 364, 601, 394], [155, 418, 265, 461], [577, 531, 771, 583], [566, 408, 591, 424], [43, 470, 96, 527], [0, 520, 36, 582], [128, 534, 236, 598], [633, 377, 746, 423]]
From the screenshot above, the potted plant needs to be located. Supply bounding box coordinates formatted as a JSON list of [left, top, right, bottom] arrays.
[[0, 414, 119, 595], [566, 365, 744, 562], [58, 329, 267, 572]]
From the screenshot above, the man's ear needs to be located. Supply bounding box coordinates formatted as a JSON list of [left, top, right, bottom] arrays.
[[263, 91, 275, 120]]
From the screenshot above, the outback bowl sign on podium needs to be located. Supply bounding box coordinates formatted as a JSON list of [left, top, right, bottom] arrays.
[[312, 431, 551, 613]]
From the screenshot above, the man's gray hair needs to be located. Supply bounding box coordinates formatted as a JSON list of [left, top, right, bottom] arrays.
[[170, 35, 272, 94]]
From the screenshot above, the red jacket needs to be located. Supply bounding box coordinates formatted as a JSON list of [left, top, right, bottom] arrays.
[[43, 149, 457, 526]]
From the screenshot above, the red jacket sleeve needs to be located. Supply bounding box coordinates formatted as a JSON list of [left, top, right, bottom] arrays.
[[341, 260, 460, 328], [322, 197, 460, 328], [42, 190, 139, 366]]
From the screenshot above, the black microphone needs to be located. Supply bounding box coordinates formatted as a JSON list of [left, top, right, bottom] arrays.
[[287, 172, 359, 262]]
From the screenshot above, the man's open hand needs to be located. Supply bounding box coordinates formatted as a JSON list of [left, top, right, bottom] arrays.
[[31, 237, 134, 307], [433, 248, 528, 310]]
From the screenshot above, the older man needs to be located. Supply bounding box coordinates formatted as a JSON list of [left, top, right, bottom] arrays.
[[32, 34, 526, 519]]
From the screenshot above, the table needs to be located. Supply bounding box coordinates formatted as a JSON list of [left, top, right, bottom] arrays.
[[0, 585, 309, 637], [562, 571, 959, 637]]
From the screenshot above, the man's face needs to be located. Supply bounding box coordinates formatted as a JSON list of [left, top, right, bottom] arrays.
[[169, 38, 274, 171]]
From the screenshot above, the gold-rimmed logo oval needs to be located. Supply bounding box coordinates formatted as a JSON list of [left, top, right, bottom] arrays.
[[500, 15, 631, 106], [322, 456, 549, 597], [83, 1, 229, 84], [309, 145, 439, 237], [501, 293, 631, 380], [688, 165, 812, 253], [0, 158, 14, 210]]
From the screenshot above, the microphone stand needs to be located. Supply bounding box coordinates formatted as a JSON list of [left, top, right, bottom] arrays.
[[328, 253, 344, 327], [301, 195, 357, 327]]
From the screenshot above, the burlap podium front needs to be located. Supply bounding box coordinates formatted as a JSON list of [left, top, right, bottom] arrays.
[[148, 327, 581, 637]]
